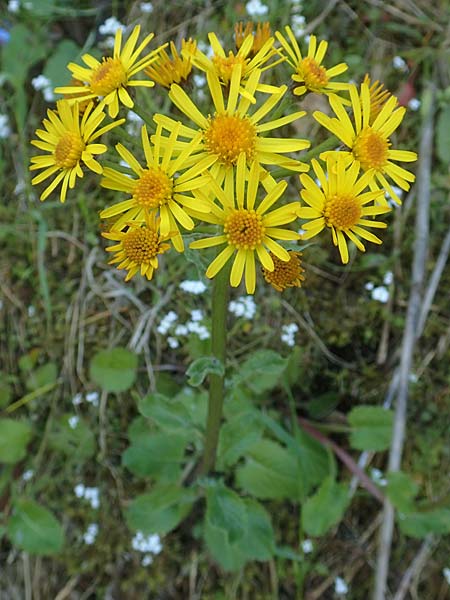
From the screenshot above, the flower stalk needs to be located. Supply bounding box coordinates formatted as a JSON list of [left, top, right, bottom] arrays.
[[200, 263, 230, 475]]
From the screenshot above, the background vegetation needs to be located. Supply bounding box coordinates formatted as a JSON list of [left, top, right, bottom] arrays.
[[1, 0, 450, 598]]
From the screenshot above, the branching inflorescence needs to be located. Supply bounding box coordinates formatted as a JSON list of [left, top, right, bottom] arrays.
[[30, 21, 418, 291]]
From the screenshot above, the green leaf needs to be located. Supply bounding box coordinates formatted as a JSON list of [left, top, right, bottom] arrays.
[[125, 485, 196, 535], [302, 476, 349, 536], [43, 39, 81, 89], [138, 393, 192, 431], [386, 471, 419, 513], [48, 415, 95, 463], [26, 362, 58, 392], [90, 347, 138, 392], [0, 419, 33, 464], [2, 25, 47, 86], [186, 357, 224, 387], [7, 499, 64, 555], [240, 499, 275, 561], [217, 411, 263, 469], [236, 439, 300, 500], [206, 484, 248, 545], [398, 509, 450, 538], [122, 431, 189, 480], [204, 516, 247, 571], [233, 350, 287, 394], [436, 105, 450, 164], [348, 406, 393, 451], [307, 392, 340, 419]]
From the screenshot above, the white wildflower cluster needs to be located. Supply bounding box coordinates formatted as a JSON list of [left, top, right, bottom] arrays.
[[179, 280, 207, 294], [228, 296, 257, 319], [68, 415, 79, 429], [334, 576, 349, 596], [157, 310, 178, 335], [8, 0, 20, 12], [443, 567, 450, 586], [392, 55, 408, 72], [157, 307, 210, 347], [72, 391, 99, 407], [0, 114, 11, 139], [281, 323, 299, 347], [365, 271, 393, 304], [301, 539, 313, 554], [140, 2, 153, 13], [98, 17, 125, 49], [31, 74, 55, 102], [83, 523, 99, 545], [22, 469, 34, 481], [246, 0, 268, 17], [74, 484, 100, 509], [289, 0, 308, 38], [132, 531, 163, 566]]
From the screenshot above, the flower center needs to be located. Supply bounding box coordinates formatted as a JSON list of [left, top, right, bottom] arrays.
[[263, 251, 305, 292], [133, 168, 173, 209], [224, 209, 265, 249], [212, 53, 247, 83], [299, 57, 329, 89], [54, 131, 85, 168], [204, 113, 257, 165], [353, 127, 389, 171], [122, 227, 162, 264], [324, 194, 361, 229], [91, 58, 127, 96]]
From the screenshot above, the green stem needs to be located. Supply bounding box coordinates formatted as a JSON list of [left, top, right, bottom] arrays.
[[200, 266, 230, 475]]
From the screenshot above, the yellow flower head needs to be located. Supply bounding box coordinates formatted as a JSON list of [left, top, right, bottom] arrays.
[[102, 212, 171, 282], [298, 156, 391, 264], [145, 39, 196, 88], [313, 82, 417, 205], [186, 31, 283, 95], [155, 65, 309, 186], [30, 100, 124, 203], [262, 250, 305, 292], [235, 22, 272, 57], [189, 156, 301, 294], [275, 26, 350, 98], [55, 26, 164, 118], [100, 123, 215, 252]]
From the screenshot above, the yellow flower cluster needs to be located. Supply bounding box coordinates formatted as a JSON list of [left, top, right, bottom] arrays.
[[30, 22, 418, 292]]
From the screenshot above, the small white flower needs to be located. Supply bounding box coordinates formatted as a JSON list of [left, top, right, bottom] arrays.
[[383, 271, 393, 286], [246, 0, 269, 17], [179, 280, 207, 294], [370, 468, 387, 486], [74, 483, 86, 498], [141, 554, 153, 566], [98, 17, 124, 36], [281, 323, 299, 347], [0, 114, 11, 139], [167, 336, 179, 349], [27, 305, 36, 317], [8, 0, 20, 13], [132, 531, 163, 554], [31, 74, 51, 91], [443, 567, 450, 585], [186, 321, 210, 340], [365, 282, 374, 291], [190, 309, 203, 322], [84, 487, 100, 509], [140, 1, 153, 12], [127, 110, 143, 123], [392, 56, 408, 72], [68, 415, 79, 429], [72, 393, 83, 405], [408, 98, 421, 111], [102, 36, 116, 49], [174, 324, 188, 336], [157, 311, 178, 335], [291, 14, 306, 36], [22, 469, 34, 481], [371, 286, 389, 303], [85, 391, 99, 406], [301, 539, 313, 554], [409, 372, 418, 384], [334, 576, 349, 595], [83, 523, 98, 545]]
